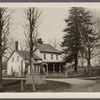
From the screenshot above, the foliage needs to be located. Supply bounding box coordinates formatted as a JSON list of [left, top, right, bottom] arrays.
[[62, 7, 98, 73]]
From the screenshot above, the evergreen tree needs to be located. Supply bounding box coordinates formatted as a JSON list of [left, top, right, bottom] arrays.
[[62, 7, 97, 74]]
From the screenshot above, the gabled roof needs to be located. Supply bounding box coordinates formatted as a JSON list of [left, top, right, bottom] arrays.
[[7, 50, 42, 63], [37, 43, 61, 54], [16, 50, 42, 60]]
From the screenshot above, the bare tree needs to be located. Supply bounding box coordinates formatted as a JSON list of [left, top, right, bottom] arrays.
[[78, 9, 99, 75], [6, 37, 15, 56], [0, 7, 12, 91], [48, 38, 62, 51], [6, 37, 28, 56], [24, 7, 41, 92], [19, 40, 28, 51]]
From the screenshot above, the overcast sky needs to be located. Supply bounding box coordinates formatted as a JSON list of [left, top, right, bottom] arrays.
[[9, 6, 100, 47], [9, 7, 69, 45]]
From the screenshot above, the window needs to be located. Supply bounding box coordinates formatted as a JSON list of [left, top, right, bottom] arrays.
[[19, 66, 21, 72], [37, 66, 40, 73], [34, 66, 36, 72], [34, 66, 40, 73], [56, 55, 58, 60], [11, 66, 13, 71], [51, 54, 53, 60], [11, 66, 13, 73], [44, 54, 46, 59], [12, 57, 14, 62], [17, 56, 19, 62]]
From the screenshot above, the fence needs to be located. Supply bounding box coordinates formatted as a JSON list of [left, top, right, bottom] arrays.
[[26, 73, 46, 85], [46, 73, 66, 78], [67, 67, 100, 78]]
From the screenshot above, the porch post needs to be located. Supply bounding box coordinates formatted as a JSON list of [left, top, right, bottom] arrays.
[[46, 64, 48, 74], [59, 65, 61, 73], [53, 64, 55, 73]]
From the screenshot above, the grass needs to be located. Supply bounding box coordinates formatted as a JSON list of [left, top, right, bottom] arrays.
[[2, 79, 71, 92]]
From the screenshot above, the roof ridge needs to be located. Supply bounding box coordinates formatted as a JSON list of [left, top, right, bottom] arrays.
[[37, 43, 61, 54], [16, 50, 29, 52], [16, 50, 42, 60]]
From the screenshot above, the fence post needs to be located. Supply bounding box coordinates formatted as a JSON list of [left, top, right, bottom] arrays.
[[21, 60, 24, 92]]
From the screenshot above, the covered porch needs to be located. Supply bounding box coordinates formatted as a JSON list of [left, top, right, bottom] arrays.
[[42, 62, 64, 74]]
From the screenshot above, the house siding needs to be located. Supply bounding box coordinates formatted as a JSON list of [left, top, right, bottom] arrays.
[[7, 52, 25, 76], [41, 53, 62, 62], [35, 50, 62, 62]]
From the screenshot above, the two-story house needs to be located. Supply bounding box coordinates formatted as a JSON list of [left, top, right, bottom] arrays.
[[35, 42, 64, 74], [7, 40, 64, 77]]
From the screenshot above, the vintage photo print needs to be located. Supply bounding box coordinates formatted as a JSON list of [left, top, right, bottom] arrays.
[[0, 2, 100, 98]]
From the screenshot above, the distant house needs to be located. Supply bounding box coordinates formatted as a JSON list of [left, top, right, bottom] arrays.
[[7, 40, 64, 77], [78, 56, 100, 67]]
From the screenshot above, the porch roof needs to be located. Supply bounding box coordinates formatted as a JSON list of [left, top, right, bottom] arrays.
[[25, 62, 42, 65], [42, 61, 64, 64]]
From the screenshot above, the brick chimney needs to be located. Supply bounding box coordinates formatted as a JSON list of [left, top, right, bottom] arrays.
[[15, 41, 18, 51], [37, 38, 43, 44]]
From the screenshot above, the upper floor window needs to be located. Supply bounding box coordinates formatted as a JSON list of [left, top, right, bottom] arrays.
[[44, 54, 46, 59], [12, 57, 14, 62], [19, 66, 21, 71], [11, 66, 13, 71], [37, 66, 40, 73], [51, 54, 53, 60], [56, 55, 58, 60], [34, 65, 36, 72], [17, 56, 19, 62]]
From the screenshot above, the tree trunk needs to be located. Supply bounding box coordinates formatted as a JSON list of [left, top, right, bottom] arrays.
[[29, 8, 35, 92], [30, 39, 35, 92], [0, 10, 3, 92], [0, 55, 2, 92], [74, 53, 78, 72], [29, 42, 35, 91], [87, 58, 90, 75], [30, 58, 35, 92], [0, 43, 2, 92], [87, 46, 91, 75]]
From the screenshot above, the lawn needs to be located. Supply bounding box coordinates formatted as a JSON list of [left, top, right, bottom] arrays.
[[2, 79, 71, 92]]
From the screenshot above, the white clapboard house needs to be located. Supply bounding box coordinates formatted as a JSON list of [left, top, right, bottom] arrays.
[[36, 42, 63, 74], [7, 39, 64, 77]]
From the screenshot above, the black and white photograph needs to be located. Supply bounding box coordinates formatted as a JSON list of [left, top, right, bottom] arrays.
[[0, 3, 100, 96]]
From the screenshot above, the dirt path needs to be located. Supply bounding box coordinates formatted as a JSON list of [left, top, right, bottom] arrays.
[[47, 78, 96, 92]]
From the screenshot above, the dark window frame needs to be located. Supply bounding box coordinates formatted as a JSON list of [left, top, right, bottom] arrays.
[[12, 57, 14, 62], [56, 55, 58, 60], [44, 54, 46, 59], [51, 54, 53, 60], [17, 56, 19, 62]]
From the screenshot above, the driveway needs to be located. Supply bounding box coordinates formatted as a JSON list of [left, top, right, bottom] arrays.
[[47, 78, 94, 85], [47, 78, 96, 92]]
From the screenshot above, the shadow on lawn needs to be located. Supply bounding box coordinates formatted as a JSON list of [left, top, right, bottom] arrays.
[[2, 80, 71, 92]]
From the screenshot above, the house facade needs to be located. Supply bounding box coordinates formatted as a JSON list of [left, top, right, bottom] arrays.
[[7, 40, 64, 77], [35, 43, 64, 74], [7, 50, 42, 76]]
